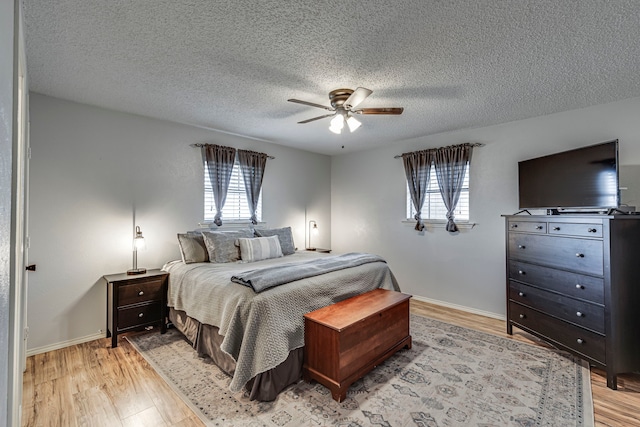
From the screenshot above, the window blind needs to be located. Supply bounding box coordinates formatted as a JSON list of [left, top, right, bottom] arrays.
[[204, 162, 262, 222]]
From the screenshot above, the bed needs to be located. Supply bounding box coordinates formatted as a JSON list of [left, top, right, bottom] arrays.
[[163, 243, 399, 401]]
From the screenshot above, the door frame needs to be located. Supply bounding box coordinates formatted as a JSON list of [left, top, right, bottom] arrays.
[[9, 1, 29, 424]]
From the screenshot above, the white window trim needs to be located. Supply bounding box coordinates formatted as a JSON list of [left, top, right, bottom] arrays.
[[198, 221, 267, 230], [401, 219, 477, 230]]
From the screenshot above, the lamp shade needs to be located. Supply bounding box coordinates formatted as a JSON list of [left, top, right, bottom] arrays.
[[330, 114, 344, 130], [346, 116, 362, 132], [307, 220, 319, 250], [127, 225, 147, 275], [133, 226, 146, 250]]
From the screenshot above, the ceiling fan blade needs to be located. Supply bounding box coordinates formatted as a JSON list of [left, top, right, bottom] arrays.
[[355, 107, 404, 115], [288, 99, 333, 111], [344, 87, 373, 109], [298, 113, 335, 124]]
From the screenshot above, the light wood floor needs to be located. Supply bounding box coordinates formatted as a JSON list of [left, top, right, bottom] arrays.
[[22, 300, 640, 426]]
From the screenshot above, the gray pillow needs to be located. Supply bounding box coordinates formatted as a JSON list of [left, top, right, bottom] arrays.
[[238, 236, 283, 263], [254, 226, 295, 255], [202, 230, 254, 263], [177, 233, 209, 263]]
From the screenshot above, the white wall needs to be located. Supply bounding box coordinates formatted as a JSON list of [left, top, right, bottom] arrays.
[[331, 96, 640, 318], [27, 93, 331, 352]]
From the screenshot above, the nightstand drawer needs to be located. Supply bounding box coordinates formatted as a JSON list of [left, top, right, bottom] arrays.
[[118, 278, 164, 306], [117, 302, 162, 330]]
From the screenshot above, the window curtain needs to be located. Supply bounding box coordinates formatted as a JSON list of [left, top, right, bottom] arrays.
[[202, 144, 237, 226], [433, 143, 473, 232], [402, 150, 433, 231], [237, 149, 268, 225]]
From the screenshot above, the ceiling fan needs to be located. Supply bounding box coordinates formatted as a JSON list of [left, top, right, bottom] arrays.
[[288, 87, 404, 134]]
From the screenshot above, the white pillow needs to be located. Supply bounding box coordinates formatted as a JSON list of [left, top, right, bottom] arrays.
[[238, 235, 283, 263]]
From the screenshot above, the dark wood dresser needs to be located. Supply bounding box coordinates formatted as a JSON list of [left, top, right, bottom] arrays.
[[105, 269, 168, 348], [505, 214, 640, 389], [303, 289, 412, 402]]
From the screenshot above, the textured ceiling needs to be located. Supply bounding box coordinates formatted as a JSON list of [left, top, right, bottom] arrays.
[[23, 0, 640, 155]]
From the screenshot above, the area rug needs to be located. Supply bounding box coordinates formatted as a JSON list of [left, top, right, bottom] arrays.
[[127, 314, 594, 426]]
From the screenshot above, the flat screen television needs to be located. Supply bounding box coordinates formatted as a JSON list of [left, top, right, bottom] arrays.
[[518, 140, 619, 211]]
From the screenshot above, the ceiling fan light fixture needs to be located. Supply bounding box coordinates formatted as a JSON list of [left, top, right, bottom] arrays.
[[346, 115, 361, 132], [330, 114, 344, 130], [287, 87, 403, 133]]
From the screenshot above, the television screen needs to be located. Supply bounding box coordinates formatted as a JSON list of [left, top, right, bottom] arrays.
[[518, 140, 619, 210]]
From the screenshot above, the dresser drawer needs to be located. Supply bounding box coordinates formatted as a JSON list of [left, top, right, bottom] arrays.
[[509, 302, 605, 364], [118, 278, 164, 306], [117, 302, 162, 329], [507, 220, 547, 233], [508, 233, 603, 276], [509, 281, 604, 333], [549, 222, 603, 238], [508, 260, 604, 304]]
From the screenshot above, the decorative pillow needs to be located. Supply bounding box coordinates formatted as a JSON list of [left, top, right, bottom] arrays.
[[238, 235, 283, 263], [177, 233, 208, 263], [201, 229, 254, 263], [254, 226, 295, 255]]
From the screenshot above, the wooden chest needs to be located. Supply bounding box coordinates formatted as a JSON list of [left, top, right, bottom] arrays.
[[303, 289, 412, 402]]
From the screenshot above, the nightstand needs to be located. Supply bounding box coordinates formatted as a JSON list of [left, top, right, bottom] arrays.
[[306, 248, 332, 253], [104, 269, 168, 348]]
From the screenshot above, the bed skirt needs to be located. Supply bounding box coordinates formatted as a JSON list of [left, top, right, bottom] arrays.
[[168, 307, 303, 401]]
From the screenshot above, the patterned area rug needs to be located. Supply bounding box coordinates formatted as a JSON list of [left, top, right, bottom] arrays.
[[127, 314, 594, 426]]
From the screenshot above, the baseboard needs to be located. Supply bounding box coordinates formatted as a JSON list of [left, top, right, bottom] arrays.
[[26, 332, 105, 357], [25, 299, 502, 356], [411, 294, 505, 321]]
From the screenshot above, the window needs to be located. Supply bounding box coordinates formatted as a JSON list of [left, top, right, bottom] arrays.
[[407, 163, 470, 221], [204, 162, 262, 222]]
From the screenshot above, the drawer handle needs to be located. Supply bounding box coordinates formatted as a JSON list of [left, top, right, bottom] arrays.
[[576, 311, 584, 317], [138, 313, 144, 318], [576, 338, 584, 344], [518, 245, 526, 249], [138, 290, 144, 296], [535, 225, 543, 230], [576, 284, 584, 289], [575, 253, 584, 258], [553, 227, 560, 231], [519, 314, 525, 319], [511, 224, 518, 228], [518, 270, 525, 275], [518, 292, 525, 297], [588, 228, 597, 233]]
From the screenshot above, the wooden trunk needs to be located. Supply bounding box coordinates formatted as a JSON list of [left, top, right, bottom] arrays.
[[303, 289, 412, 402]]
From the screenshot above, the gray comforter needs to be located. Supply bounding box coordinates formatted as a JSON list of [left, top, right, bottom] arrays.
[[231, 252, 386, 292], [163, 251, 399, 393]]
